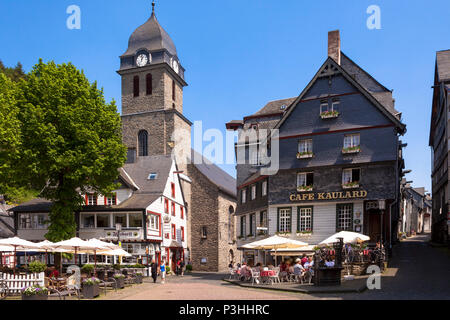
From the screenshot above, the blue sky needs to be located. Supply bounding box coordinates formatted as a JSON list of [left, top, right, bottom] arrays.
[[1, 0, 449, 192]]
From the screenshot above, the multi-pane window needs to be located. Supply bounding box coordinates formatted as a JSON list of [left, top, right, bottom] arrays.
[[114, 213, 126, 227], [241, 188, 247, 204], [96, 214, 110, 228], [298, 139, 313, 153], [86, 194, 97, 206], [19, 214, 32, 229], [148, 214, 159, 230], [82, 214, 95, 228], [138, 130, 148, 157], [342, 168, 360, 184], [262, 180, 267, 197], [320, 99, 339, 113], [240, 216, 246, 237], [337, 204, 353, 231], [105, 194, 117, 206], [343, 134, 360, 149], [249, 214, 256, 236], [298, 207, 313, 232], [297, 172, 314, 188], [251, 185, 256, 200], [278, 208, 292, 233], [129, 213, 142, 228]]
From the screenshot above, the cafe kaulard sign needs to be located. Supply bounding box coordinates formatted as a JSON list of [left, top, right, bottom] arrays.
[[290, 190, 368, 202]]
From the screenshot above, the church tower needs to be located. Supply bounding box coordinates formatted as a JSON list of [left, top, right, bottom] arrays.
[[118, 2, 191, 166]]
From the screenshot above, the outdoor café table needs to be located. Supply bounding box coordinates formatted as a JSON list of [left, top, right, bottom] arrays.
[[260, 270, 276, 284]]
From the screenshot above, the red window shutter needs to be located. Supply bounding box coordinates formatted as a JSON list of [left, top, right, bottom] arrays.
[[171, 202, 175, 216], [181, 227, 184, 241], [180, 207, 184, 219], [85, 195, 88, 205], [133, 76, 139, 97], [164, 199, 169, 213], [171, 183, 175, 198], [172, 224, 176, 239]]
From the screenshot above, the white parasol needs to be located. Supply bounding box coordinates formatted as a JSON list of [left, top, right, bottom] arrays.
[[319, 231, 370, 245]]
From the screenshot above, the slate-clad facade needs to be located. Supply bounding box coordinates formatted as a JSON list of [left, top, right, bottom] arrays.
[[227, 31, 406, 264], [429, 49, 450, 244]]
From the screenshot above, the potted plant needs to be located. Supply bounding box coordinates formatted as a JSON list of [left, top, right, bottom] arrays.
[[296, 230, 312, 236], [81, 264, 94, 276], [185, 264, 193, 273], [342, 145, 361, 154], [113, 274, 125, 289], [82, 277, 101, 299], [28, 261, 46, 275], [296, 151, 313, 159], [135, 272, 143, 284], [21, 285, 48, 300], [297, 185, 313, 192], [320, 110, 340, 119], [342, 181, 360, 189]]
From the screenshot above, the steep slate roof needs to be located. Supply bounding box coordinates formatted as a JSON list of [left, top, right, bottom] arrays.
[[436, 50, 450, 81], [121, 11, 177, 57], [0, 203, 14, 238], [251, 98, 297, 117], [274, 55, 406, 133], [190, 149, 237, 198]]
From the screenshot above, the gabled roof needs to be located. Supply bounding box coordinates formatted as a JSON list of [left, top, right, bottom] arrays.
[[274, 56, 406, 133], [190, 149, 237, 198]]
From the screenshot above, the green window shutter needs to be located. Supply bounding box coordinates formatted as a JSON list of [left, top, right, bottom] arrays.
[[277, 209, 280, 232], [297, 207, 300, 232], [336, 204, 340, 232], [289, 209, 292, 233]]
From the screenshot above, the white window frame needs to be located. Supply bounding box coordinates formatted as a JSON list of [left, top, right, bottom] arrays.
[[320, 102, 329, 114], [242, 188, 247, 204], [278, 208, 292, 233], [343, 134, 360, 149], [342, 168, 360, 184], [262, 180, 267, 197], [87, 194, 97, 206], [298, 207, 312, 232], [148, 214, 160, 230], [251, 185, 256, 200], [337, 204, 353, 231], [297, 172, 313, 187], [298, 139, 313, 153]]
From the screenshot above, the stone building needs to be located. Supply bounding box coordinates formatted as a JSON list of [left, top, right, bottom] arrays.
[[227, 30, 406, 264], [10, 4, 237, 271], [400, 184, 431, 236], [429, 49, 450, 244]]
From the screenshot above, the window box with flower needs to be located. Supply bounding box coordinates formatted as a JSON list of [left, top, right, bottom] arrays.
[[296, 230, 312, 237], [296, 151, 313, 159], [275, 232, 291, 237], [342, 181, 360, 189], [297, 185, 313, 192], [21, 285, 48, 300], [320, 110, 340, 119], [342, 146, 361, 154]]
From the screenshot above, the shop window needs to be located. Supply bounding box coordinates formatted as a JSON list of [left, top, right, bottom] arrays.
[[96, 214, 110, 228], [129, 213, 142, 228], [82, 214, 95, 228]]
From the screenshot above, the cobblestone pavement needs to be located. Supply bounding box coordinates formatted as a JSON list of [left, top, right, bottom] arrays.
[[100, 233, 450, 300]]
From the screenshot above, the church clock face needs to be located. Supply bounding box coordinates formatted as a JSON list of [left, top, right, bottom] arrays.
[[136, 54, 148, 67], [172, 59, 179, 74]]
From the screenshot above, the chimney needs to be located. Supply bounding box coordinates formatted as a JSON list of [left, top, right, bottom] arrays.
[[328, 30, 341, 65]]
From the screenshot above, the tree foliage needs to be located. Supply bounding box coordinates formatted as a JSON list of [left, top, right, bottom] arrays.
[[15, 60, 127, 241], [0, 60, 27, 82]]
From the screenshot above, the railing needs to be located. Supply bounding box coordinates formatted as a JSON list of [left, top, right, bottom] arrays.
[[0, 272, 45, 295]]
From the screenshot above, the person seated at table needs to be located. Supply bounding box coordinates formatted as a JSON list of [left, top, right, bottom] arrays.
[[293, 258, 305, 276], [287, 262, 294, 275], [301, 254, 308, 266], [304, 257, 314, 270], [49, 266, 59, 279]]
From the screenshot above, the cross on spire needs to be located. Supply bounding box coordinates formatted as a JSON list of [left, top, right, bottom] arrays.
[[152, 1, 155, 14]]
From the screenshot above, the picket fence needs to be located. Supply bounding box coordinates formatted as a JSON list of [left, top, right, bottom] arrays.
[[0, 272, 45, 294]]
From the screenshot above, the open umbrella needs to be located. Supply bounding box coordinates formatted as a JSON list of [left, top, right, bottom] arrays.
[[48, 237, 98, 265], [319, 231, 370, 245], [0, 237, 41, 274], [96, 248, 132, 257], [85, 239, 120, 275]]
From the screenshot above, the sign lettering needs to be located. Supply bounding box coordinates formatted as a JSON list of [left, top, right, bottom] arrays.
[[289, 190, 368, 202]]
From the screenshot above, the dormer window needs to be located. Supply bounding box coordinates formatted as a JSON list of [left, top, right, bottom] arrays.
[[105, 194, 117, 206], [86, 194, 97, 206], [280, 104, 287, 111]]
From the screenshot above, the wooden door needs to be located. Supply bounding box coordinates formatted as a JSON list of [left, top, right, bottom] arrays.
[[368, 213, 381, 243]]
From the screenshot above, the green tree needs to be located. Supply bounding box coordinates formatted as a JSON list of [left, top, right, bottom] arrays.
[[0, 73, 22, 196], [0, 60, 27, 82], [17, 60, 127, 241]]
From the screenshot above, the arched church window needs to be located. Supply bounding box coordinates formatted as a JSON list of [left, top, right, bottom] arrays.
[[133, 76, 140, 97], [146, 73, 152, 95], [138, 130, 148, 156]]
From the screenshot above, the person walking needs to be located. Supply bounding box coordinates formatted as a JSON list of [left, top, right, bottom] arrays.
[[180, 258, 185, 277], [150, 260, 158, 283], [160, 259, 166, 284]]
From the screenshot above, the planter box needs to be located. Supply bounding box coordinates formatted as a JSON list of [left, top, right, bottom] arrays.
[[342, 148, 360, 154], [113, 277, 125, 289], [342, 184, 359, 189], [22, 294, 48, 301], [297, 186, 313, 192], [320, 113, 339, 119], [82, 283, 100, 299], [135, 275, 143, 284], [315, 267, 343, 286], [296, 153, 313, 159]]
